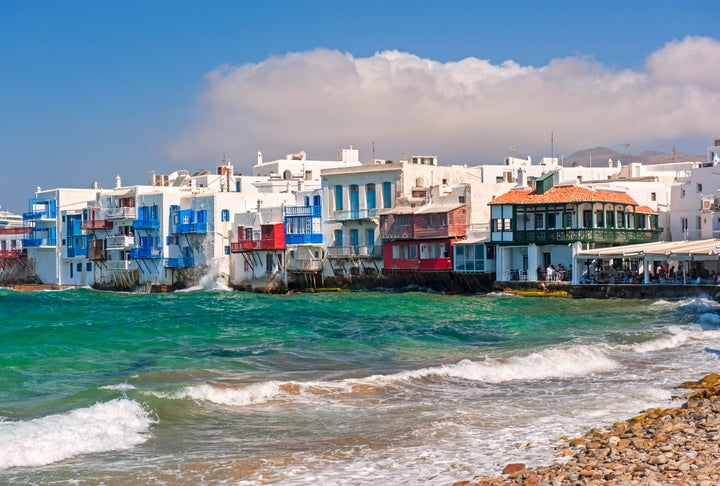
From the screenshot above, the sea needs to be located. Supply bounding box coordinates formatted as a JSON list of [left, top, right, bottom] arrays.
[[2, 283, 720, 485]]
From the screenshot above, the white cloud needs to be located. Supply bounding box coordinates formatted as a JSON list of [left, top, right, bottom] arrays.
[[167, 36, 720, 167]]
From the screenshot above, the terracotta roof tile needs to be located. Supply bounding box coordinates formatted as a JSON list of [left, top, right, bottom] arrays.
[[490, 185, 641, 207], [635, 205, 658, 215]]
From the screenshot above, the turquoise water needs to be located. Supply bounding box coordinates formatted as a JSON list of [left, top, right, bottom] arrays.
[[1, 287, 719, 484]]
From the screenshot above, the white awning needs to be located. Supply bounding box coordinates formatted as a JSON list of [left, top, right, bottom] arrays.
[[575, 239, 720, 261]]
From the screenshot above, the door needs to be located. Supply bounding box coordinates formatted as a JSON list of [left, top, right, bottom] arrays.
[[350, 185, 359, 219], [351, 229, 359, 255], [366, 228, 375, 255]]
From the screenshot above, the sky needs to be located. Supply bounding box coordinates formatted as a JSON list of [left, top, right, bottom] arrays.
[[1, 0, 719, 213]]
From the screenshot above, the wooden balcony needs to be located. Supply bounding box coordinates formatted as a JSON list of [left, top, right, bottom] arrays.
[[510, 228, 662, 245]]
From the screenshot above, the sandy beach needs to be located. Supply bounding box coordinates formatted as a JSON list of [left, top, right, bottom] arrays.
[[456, 373, 720, 485]]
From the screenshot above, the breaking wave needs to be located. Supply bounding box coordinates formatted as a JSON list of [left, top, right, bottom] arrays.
[[0, 399, 155, 469], [174, 345, 619, 408]]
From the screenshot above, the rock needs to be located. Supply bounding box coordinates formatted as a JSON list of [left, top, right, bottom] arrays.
[[501, 463, 525, 475]]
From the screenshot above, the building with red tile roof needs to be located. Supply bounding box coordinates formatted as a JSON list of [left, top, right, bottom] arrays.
[[488, 171, 662, 282]]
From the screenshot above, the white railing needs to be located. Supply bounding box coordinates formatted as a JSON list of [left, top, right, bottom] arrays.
[[287, 259, 324, 271], [104, 207, 137, 219], [106, 235, 135, 248], [106, 260, 138, 271]]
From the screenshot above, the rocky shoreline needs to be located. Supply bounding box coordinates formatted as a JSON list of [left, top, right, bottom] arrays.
[[455, 373, 720, 485]]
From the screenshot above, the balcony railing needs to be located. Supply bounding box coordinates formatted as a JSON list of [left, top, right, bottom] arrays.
[[88, 246, 107, 261], [230, 239, 285, 252], [104, 207, 136, 219], [380, 224, 413, 240], [106, 260, 138, 271], [0, 227, 31, 236], [0, 249, 25, 259], [326, 245, 382, 258], [509, 228, 662, 245], [23, 210, 52, 221], [67, 246, 89, 258], [130, 246, 162, 259], [332, 208, 378, 221], [172, 222, 208, 235], [22, 238, 57, 247], [82, 220, 114, 230], [164, 256, 195, 268], [106, 235, 135, 249], [287, 259, 324, 272], [285, 233, 323, 245], [132, 219, 160, 230], [284, 205, 321, 218]]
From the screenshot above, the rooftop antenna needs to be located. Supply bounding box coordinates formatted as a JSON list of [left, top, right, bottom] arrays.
[[372, 141, 375, 161], [550, 131, 554, 163], [672, 145, 677, 163], [618, 143, 630, 165]]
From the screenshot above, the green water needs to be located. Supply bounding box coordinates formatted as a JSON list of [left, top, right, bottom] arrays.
[[0, 288, 718, 484]]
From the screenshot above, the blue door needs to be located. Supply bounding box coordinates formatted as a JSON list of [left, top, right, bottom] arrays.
[[351, 229, 359, 255], [350, 185, 359, 219]]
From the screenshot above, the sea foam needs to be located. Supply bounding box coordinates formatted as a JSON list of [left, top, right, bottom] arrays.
[[377, 345, 619, 384], [0, 399, 155, 469], [177, 345, 618, 408]]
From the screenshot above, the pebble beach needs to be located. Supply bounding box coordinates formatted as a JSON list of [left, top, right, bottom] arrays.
[[458, 373, 720, 485]]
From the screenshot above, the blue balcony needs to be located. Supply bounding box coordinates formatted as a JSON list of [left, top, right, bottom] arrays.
[[67, 246, 89, 258], [285, 233, 323, 245], [23, 210, 48, 221], [23, 198, 56, 221], [284, 205, 321, 218], [130, 246, 162, 259], [132, 219, 160, 230], [164, 256, 195, 268], [22, 238, 57, 247], [173, 222, 208, 235]]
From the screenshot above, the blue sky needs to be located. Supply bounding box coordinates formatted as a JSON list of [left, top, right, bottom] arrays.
[[1, 0, 718, 212]]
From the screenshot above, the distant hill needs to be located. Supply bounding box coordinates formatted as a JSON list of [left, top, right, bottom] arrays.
[[563, 146, 706, 167]]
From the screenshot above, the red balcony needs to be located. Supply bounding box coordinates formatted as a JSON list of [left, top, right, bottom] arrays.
[[82, 220, 114, 230], [231, 223, 285, 252]]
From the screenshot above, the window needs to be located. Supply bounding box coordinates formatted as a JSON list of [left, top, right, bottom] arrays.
[[595, 210, 604, 228], [616, 211, 625, 228], [564, 212, 574, 228], [382, 182, 392, 208], [583, 210, 592, 228], [76, 262, 82, 272], [86, 262, 92, 271], [534, 212, 544, 229], [397, 214, 412, 226], [221, 209, 230, 222], [681, 217, 688, 232], [334, 229, 343, 247], [494, 218, 512, 231], [428, 214, 446, 227], [651, 192, 656, 201], [366, 184, 376, 209], [698, 183, 703, 193], [605, 210, 615, 227], [681, 188, 686, 198], [547, 212, 556, 229], [335, 185, 343, 210]]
